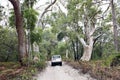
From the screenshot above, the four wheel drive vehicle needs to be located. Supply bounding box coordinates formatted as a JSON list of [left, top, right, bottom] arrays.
[[51, 55, 62, 66]]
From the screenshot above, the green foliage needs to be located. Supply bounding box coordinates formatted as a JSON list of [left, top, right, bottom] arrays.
[[31, 28, 42, 44], [57, 31, 67, 41], [2, 59, 46, 80], [0, 62, 20, 69], [23, 8, 38, 31], [92, 44, 103, 60], [9, 9, 15, 28], [0, 28, 18, 61], [57, 42, 67, 56], [102, 53, 120, 67], [11, 67, 37, 80], [36, 28, 59, 60], [34, 61, 46, 70], [39, 42, 48, 54], [110, 54, 120, 67], [46, 12, 67, 34], [9, 2, 38, 31], [22, 0, 37, 8], [30, 51, 46, 70]]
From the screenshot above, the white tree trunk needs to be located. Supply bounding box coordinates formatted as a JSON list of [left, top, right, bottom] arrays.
[[66, 49, 68, 58], [33, 42, 39, 52], [111, 0, 119, 51], [81, 37, 93, 61], [78, 35, 94, 61], [81, 45, 93, 61]]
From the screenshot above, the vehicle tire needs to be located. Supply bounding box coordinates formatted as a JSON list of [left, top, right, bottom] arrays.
[[51, 63, 54, 66], [60, 62, 62, 66]]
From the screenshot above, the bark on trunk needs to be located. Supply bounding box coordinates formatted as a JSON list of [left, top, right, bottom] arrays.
[[79, 37, 93, 61], [72, 41, 77, 60], [111, 0, 119, 51], [81, 45, 93, 61], [76, 38, 79, 60], [9, 0, 27, 65], [77, 23, 94, 61], [66, 49, 68, 59]]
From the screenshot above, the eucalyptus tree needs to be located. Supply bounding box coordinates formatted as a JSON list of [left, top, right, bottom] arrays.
[[39, 11, 66, 58], [9, 0, 39, 55], [66, 0, 104, 61], [45, 0, 116, 61], [8, 0, 27, 66], [44, 2, 83, 60], [100, 0, 120, 52], [111, 0, 119, 51], [116, 2, 120, 51], [37, 0, 57, 28], [30, 27, 42, 52], [22, 0, 39, 55], [22, 0, 38, 31]]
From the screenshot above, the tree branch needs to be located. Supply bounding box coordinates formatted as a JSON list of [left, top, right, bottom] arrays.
[[90, 27, 96, 36], [102, 3, 110, 16], [76, 34, 87, 47], [93, 34, 103, 47], [40, 0, 57, 19], [37, 0, 57, 28]]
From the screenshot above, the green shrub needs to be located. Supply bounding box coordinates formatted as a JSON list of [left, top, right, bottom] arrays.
[[11, 67, 37, 80], [0, 62, 20, 68], [103, 53, 120, 67], [34, 61, 46, 70], [110, 55, 120, 67]]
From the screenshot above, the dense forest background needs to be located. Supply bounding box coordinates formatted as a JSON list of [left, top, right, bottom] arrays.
[[0, 0, 120, 79], [0, 0, 120, 62]]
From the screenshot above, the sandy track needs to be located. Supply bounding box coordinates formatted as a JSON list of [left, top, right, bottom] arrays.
[[34, 62, 96, 80]]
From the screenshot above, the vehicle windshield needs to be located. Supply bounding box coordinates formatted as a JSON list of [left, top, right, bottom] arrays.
[[52, 55, 61, 59]]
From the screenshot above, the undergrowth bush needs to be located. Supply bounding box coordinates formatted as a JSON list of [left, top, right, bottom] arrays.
[[102, 53, 120, 67], [34, 61, 46, 70], [67, 59, 120, 80], [0, 58, 46, 80], [11, 66, 37, 80]]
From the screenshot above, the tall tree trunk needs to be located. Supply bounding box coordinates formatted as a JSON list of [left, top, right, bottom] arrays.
[[111, 0, 118, 51], [66, 49, 68, 59], [9, 0, 27, 66], [72, 41, 77, 60], [77, 23, 95, 61], [76, 38, 80, 60], [78, 36, 94, 61]]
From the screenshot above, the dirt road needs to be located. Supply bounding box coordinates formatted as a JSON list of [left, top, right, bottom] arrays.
[[34, 62, 96, 80]]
